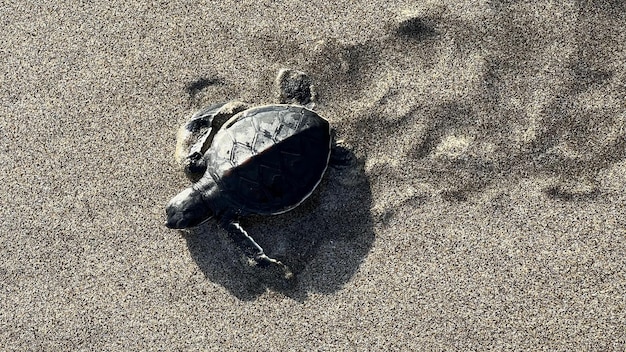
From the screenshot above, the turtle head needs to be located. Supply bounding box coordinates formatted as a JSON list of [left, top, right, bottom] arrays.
[[165, 187, 213, 229]]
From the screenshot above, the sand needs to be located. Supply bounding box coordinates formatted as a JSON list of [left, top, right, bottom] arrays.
[[2, 0, 625, 350]]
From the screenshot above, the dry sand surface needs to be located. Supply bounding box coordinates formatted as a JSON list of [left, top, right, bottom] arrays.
[[2, 0, 626, 350]]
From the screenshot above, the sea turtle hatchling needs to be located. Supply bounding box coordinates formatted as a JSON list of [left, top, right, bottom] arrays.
[[165, 70, 330, 279]]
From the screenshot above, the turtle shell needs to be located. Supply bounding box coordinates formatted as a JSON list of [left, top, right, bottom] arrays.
[[205, 104, 331, 215]]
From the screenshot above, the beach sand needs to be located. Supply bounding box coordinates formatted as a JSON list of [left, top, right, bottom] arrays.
[[2, 0, 625, 350]]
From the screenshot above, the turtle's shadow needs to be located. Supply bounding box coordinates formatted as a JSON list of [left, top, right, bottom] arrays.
[[184, 150, 373, 301]]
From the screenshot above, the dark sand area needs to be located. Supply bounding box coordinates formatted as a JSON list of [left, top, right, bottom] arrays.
[[1, 0, 625, 350]]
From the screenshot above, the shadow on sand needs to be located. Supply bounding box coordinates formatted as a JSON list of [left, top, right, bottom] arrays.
[[183, 148, 373, 301]]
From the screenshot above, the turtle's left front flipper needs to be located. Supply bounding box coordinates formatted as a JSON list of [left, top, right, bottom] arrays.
[[220, 218, 294, 280]]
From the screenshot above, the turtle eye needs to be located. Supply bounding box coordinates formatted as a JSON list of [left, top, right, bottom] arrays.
[[188, 152, 203, 161]]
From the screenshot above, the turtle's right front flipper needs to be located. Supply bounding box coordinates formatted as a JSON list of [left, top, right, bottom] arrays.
[[220, 217, 294, 280], [175, 101, 249, 182]]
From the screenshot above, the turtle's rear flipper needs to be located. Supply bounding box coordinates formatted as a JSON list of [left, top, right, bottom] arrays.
[[275, 69, 315, 108], [329, 131, 356, 169], [221, 218, 294, 280]]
